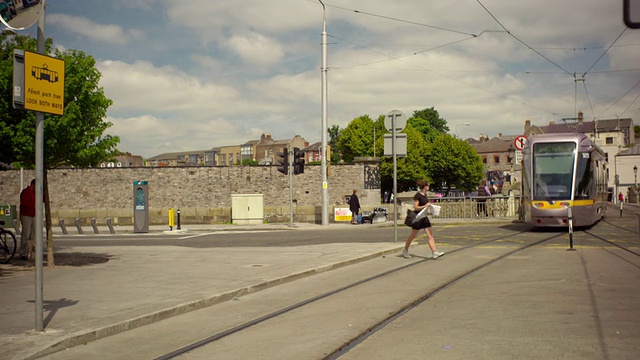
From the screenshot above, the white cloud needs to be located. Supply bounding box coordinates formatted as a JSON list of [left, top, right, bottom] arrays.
[[45, 0, 640, 157], [47, 14, 145, 45]]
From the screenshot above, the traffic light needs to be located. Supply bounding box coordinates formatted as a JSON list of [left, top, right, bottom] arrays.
[[277, 147, 288, 175], [293, 147, 305, 175]]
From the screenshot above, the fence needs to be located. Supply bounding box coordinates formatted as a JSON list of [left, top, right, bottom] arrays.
[[410, 194, 522, 221]]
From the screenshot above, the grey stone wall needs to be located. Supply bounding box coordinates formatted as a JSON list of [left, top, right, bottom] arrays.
[[0, 163, 384, 225]]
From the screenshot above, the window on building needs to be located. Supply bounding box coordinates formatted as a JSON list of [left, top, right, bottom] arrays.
[[606, 137, 614, 144], [220, 154, 226, 165], [482, 156, 487, 164], [494, 155, 500, 163]]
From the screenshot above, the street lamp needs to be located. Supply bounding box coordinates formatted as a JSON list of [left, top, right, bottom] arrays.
[[454, 123, 471, 137]]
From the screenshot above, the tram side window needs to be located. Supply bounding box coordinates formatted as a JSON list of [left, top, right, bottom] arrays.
[[575, 155, 592, 200]]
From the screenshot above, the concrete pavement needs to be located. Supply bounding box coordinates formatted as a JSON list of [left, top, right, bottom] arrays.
[[1, 222, 408, 360]]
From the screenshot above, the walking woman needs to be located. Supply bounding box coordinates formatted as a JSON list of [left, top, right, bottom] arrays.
[[402, 180, 443, 259]]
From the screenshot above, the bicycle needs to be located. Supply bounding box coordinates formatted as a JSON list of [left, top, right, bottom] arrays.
[[0, 220, 17, 264]]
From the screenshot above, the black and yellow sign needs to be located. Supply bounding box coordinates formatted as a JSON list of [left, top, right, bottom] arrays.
[[24, 51, 65, 115]]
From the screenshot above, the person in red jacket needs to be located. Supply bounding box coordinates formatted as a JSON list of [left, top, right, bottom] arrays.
[[19, 179, 36, 260]]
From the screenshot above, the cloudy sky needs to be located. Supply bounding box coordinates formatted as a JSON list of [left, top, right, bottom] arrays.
[[9, 0, 640, 158]]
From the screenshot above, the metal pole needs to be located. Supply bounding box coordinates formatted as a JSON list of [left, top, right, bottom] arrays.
[[567, 205, 575, 251], [319, 1, 329, 226], [392, 114, 398, 243], [289, 147, 294, 227], [35, 6, 45, 332]]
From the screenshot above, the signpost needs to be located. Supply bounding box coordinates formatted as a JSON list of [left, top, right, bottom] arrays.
[[385, 110, 406, 243]]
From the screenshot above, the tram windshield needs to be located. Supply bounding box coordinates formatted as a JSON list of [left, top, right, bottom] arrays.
[[532, 142, 576, 201]]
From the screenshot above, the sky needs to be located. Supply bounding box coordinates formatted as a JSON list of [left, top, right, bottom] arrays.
[[6, 0, 640, 158]]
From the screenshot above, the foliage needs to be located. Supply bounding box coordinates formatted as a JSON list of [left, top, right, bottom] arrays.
[[1, 33, 119, 266], [328, 124, 342, 164], [424, 134, 484, 193], [409, 107, 449, 140], [237, 158, 259, 165], [336, 115, 375, 163]]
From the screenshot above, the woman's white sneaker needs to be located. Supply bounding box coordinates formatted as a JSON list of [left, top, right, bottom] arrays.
[[432, 251, 444, 259], [401, 249, 412, 259]]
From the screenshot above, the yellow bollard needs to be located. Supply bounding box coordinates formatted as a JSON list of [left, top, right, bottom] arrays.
[[168, 208, 175, 230]]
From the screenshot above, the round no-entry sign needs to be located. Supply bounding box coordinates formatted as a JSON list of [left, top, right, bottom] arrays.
[[514, 135, 528, 151]]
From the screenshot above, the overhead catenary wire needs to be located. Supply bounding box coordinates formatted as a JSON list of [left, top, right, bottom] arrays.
[[583, 28, 627, 76], [475, 0, 573, 77], [313, 0, 639, 122]]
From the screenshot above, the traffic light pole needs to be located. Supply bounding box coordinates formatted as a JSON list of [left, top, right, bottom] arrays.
[[289, 148, 294, 227]]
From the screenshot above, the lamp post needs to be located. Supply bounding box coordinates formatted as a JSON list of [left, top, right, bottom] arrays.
[[634, 165, 638, 188], [454, 122, 470, 137]]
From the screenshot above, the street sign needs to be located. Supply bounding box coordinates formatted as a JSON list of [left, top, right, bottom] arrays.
[[23, 50, 65, 115], [384, 133, 407, 156], [514, 135, 528, 151], [384, 110, 406, 131]]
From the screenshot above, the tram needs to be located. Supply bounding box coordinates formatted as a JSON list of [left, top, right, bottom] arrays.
[[522, 133, 607, 227]]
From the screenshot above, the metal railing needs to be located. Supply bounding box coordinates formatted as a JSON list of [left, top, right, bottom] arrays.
[[396, 195, 522, 221]]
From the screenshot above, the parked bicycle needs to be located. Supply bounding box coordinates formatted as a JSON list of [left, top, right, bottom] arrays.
[[0, 220, 17, 264]]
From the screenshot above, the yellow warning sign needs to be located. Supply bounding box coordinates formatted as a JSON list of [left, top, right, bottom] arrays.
[[24, 51, 65, 115]]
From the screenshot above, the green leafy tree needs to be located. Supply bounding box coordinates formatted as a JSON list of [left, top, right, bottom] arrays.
[[409, 107, 449, 140], [1, 33, 120, 266], [328, 124, 342, 163], [337, 115, 376, 163], [424, 134, 484, 194]]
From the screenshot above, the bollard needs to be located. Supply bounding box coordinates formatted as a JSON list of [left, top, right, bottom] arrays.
[[177, 209, 181, 230], [90, 218, 99, 234], [75, 218, 84, 234], [620, 201, 623, 218], [106, 218, 116, 234], [168, 208, 175, 231], [59, 218, 68, 235], [566, 205, 575, 251]]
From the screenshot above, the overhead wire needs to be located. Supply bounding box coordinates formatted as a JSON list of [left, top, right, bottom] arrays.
[[583, 28, 627, 76], [475, 0, 574, 77], [316, 0, 638, 120]]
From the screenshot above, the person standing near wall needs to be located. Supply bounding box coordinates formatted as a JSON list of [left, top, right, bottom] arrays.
[[401, 180, 443, 259], [19, 179, 36, 260], [476, 180, 490, 217], [349, 189, 361, 225]]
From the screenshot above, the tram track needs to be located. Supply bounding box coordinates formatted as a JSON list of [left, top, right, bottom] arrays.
[[152, 230, 558, 360]]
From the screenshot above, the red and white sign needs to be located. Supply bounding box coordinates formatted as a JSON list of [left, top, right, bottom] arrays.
[[514, 135, 528, 151]]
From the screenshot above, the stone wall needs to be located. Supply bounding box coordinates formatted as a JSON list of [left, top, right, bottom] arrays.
[[0, 162, 384, 225]]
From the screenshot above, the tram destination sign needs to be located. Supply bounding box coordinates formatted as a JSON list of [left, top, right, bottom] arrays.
[[14, 50, 65, 115]]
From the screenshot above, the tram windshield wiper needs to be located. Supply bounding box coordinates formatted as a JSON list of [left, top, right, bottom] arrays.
[[536, 182, 554, 204]]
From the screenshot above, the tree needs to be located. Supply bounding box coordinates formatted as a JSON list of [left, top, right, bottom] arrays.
[[424, 134, 484, 194], [1, 33, 120, 266], [409, 107, 449, 140], [337, 115, 376, 163], [328, 124, 342, 163]]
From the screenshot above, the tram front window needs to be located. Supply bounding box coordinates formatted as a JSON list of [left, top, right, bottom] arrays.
[[532, 142, 576, 201], [574, 154, 592, 200]]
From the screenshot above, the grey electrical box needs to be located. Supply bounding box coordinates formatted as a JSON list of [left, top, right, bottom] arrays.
[[133, 180, 149, 233], [231, 194, 264, 225], [13, 49, 24, 109]]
